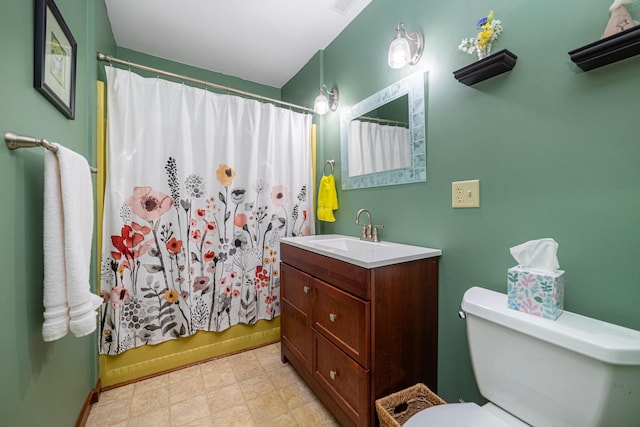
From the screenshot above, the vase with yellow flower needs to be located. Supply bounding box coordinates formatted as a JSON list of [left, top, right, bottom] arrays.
[[458, 11, 503, 60]]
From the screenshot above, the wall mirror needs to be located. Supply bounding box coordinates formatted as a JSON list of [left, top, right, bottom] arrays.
[[340, 72, 426, 190]]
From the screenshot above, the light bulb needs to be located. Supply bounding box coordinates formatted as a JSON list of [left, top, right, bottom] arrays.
[[388, 36, 411, 69], [314, 92, 330, 115]]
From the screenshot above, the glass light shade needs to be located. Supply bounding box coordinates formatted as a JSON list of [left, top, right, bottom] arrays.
[[388, 36, 411, 69], [314, 92, 330, 115]]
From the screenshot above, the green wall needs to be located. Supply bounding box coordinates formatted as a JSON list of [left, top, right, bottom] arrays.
[[0, 1, 115, 425], [284, 0, 640, 403]]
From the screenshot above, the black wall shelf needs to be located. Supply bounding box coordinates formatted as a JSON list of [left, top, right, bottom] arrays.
[[569, 25, 640, 71], [453, 49, 518, 86]]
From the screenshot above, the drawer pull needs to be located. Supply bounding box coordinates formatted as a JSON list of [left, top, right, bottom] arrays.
[[329, 313, 337, 322], [303, 286, 310, 294], [329, 370, 337, 380]]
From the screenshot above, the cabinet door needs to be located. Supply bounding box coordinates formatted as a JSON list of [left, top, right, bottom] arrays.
[[281, 263, 313, 372]]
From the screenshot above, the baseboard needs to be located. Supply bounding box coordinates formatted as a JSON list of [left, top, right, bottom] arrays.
[[75, 379, 101, 427]]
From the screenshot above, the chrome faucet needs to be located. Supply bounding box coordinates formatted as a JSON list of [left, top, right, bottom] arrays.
[[355, 209, 384, 242]]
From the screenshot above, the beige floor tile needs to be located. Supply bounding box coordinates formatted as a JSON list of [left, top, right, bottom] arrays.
[[255, 413, 298, 427], [291, 400, 340, 426], [133, 374, 170, 395], [86, 398, 131, 427], [227, 349, 259, 363], [256, 350, 286, 371], [200, 357, 231, 376], [278, 381, 316, 410], [130, 385, 170, 417], [267, 363, 301, 389], [214, 403, 256, 427], [230, 356, 266, 382], [170, 374, 206, 404], [180, 417, 213, 427], [238, 375, 275, 402], [246, 390, 289, 424], [206, 383, 245, 413], [201, 359, 238, 392], [252, 343, 280, 359], [126, 407, 171, 427], [170, 394, 210, 426], [168, 364, 202, 384]]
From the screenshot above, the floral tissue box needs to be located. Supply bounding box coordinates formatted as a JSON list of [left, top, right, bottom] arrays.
[[507, 267, 565, 320]]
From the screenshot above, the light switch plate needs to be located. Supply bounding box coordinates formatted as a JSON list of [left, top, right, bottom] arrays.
[[452, 179, 480, 208]]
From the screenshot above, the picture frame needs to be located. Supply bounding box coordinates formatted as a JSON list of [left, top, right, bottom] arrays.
[[34, 0, 77, 119]]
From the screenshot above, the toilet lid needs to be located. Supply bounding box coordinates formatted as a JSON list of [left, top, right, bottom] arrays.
[[404, 403, 516, 427]]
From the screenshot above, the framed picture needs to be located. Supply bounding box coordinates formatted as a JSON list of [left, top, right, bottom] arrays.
[[34, 0, 77, 119]]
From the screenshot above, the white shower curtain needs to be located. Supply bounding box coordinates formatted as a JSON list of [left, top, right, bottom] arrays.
[[99, 67, 314, 355], [348, 120, 410, 177]]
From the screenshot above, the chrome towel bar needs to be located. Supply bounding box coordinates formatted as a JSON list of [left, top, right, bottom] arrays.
[[4, 131, 98, 173]]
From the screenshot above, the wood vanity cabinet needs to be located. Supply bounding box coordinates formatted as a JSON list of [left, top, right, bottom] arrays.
[[280, 242, 440, 427]]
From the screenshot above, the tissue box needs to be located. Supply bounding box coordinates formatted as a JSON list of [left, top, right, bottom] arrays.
[[507, 267, 565, 320]]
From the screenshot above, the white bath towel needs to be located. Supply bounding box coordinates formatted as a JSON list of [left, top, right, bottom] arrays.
[[42, 144, 102, 341]]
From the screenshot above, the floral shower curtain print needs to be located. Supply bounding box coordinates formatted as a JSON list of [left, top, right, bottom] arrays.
[[99, 67, 314, 355]]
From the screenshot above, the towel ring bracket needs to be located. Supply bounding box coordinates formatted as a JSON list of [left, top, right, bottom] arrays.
[[323, 159, 335, 176]]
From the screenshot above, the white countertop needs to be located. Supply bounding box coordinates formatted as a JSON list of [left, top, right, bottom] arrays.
[[280, 234, 441, 269]]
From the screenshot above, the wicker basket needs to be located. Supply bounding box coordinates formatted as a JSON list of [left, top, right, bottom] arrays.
[[375, 383, 446, 427]]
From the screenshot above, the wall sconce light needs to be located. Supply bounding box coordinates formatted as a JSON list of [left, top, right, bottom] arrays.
[[313, 85, 339, 114], [388, 22, 424, 69]]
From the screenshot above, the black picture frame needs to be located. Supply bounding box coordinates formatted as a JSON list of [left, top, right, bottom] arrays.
[[34, 0, 77, 119]]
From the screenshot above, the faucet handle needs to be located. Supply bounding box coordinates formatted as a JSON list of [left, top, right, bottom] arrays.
[[360, 225, 368, 239], [372, 224, 384, 242]]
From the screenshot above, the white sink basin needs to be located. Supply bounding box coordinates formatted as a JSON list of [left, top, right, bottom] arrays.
[[280, 234, 441, 269]]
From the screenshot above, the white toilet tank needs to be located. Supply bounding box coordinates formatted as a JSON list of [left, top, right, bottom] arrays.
[[461, 286, 640, 427]]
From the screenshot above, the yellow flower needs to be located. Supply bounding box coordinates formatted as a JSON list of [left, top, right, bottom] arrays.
[[216, 164, 236, 187], [477, 29, 492, 48], [163, 289, 180, 303], [486, 11, 493, 25]]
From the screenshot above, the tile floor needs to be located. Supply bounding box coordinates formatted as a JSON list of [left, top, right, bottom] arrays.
[[86, 342, 340, 427]]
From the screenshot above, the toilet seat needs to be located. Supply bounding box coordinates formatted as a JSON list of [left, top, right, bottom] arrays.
[[404, 402, 524, 427]]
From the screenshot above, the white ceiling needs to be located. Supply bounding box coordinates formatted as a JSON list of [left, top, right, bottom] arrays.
[[104, 0, 372, 88]]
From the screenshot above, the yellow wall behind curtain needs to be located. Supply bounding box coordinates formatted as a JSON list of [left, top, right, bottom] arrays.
[[96, 81, 289, 388]]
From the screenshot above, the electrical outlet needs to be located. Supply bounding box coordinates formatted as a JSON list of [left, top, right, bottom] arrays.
[[452, 179, 480, 208]]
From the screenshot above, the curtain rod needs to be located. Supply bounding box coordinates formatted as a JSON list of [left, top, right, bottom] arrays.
[[354, 116, 408, 127], [96, 53, 315, 114]]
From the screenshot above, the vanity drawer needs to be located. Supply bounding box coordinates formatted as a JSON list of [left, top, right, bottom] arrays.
[[281, 263, 313, 309], [281, 243, 370, 300], [313, 331, 369, 427], [313, 279, 370, 368]]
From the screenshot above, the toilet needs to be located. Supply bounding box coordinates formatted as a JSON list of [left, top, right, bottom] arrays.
[[406, 286, 640, 427]]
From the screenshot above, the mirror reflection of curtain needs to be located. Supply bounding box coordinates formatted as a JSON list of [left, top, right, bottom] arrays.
[[100, 67, 313, 356], [348, 120, 411, 177]]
